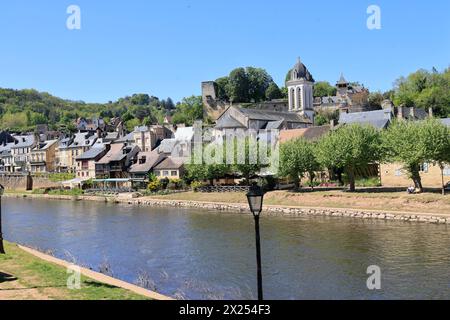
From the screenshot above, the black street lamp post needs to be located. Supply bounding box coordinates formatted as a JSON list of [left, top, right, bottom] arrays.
[[246, 184, 265, 300], [0, 184, 5, 254]]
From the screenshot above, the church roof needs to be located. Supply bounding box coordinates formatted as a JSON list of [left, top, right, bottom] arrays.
[[288, 58, 314, 82], [337, 73, 348, 85]]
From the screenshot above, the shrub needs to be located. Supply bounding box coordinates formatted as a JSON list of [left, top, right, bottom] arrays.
[[159, 178, 170, 190], [190, 181, 204, 192], [48, 172, 76, 182], [48, 188, 83, 196], [168, 179, 182, 190], [147, 180, 162, 192]]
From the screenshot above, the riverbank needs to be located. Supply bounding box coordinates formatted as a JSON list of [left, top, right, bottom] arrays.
[[0, 241, 172, 300], [4, 190, 450, 225]]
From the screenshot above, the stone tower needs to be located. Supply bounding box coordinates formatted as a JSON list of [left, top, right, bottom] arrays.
[[336, 73, 349, 97], [286, 58, 315, 122]]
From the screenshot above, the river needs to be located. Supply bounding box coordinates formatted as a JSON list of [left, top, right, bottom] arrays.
[[2, 197, 450, 299]]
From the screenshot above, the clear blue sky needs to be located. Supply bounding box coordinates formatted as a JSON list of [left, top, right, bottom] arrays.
[[0, 0, 449, 103]]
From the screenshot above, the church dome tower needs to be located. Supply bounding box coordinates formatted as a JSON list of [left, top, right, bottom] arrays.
[[286, 58, 315, 122]]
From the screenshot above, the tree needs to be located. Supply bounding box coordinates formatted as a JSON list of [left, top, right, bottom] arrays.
[[226, 68, 250, 103], [171, 96, 203, 126], [314, 109, 339, 126], [232, 137, 266, 185], [419, 119, 450, 194], [316, 124, 382, 192], [130, 94, 150, 106], [313, 81, 337, 97], [393, 68, 450, 117], [216, 67, 276, 103], [246, 67, 273, 102], [265, 83, 282, 100], [280, 139, 321, 190], [165, 97, 175, 110], [215, 77, 229, 101], [382, 121, 426, 192], [368, 92, 384, 109]]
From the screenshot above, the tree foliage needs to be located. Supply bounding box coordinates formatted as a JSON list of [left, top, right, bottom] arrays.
[[171, 96, 204, 126], [316, 124, 382, 192], [0, 88, 174, 132], [393, 67, 450, 117], [382, 119, 450, 192], [313, 81, 337, 97], [280, 139, 321, 189], [215, 67, 275, 103]]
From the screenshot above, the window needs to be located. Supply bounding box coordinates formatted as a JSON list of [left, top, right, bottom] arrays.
[[420, 163, 429, 173], [395, 169, 402, 176], [154, 171, 161, 177], [171, 171, 178, 176], [163, 171, 169, 177], [444, 167, 450, 176]]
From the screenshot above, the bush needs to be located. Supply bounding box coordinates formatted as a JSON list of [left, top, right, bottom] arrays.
[[355, 177, 381, 187], [147, 180, 162, 192], [167, 179, 183, 190], [48, 173, 76, 182], [32, 188, 46, 194], [159, 178, 169, 190], [190, 181, 204, 192], [48, 188, 84, 196], [259, 176, 277, 191]]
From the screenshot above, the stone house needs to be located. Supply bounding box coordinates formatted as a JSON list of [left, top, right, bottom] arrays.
[[95, 143, 139, 179], [153, 157, 185, 180], [129, 150, 167, 180], [55, 136, 74, 172], [30, 140, 58, 173], [132, 125, 174, 153], [76, 146, 110, 179], [11, 135, 36, 172], [66, 132, 98, 172]]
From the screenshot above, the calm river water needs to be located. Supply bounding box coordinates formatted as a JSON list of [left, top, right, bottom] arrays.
[[2, 197, 450, 300]]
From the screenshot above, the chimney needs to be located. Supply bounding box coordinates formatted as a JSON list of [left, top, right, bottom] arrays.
[[428, 107, 434, 118]]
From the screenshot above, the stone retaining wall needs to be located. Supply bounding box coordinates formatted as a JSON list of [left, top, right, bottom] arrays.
[[0, 175, 59, 190], [5, 193, 450, 225]]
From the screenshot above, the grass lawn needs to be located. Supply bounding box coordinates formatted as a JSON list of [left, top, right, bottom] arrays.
[[0, 241, 148, 300], [143, 189, 450, 215]]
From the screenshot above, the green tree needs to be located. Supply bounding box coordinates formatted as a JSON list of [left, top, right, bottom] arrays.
[[226, 68, 250, 103], [419, 119, 450, 194], [246, 67, 273, 102], [215, 77, 229, 101], [316, 124, 382, 192], [232, 137, 266, 185], [171, 96, 203, 126], [265, 83, 282, 100], [313, 81, 337, 97], [280, 139, 321, 190], [393, 68, 450, 117], [382, 121, 426, 192]]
